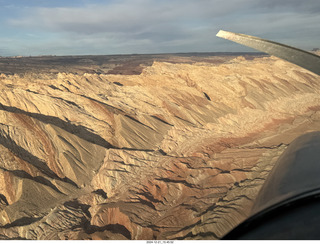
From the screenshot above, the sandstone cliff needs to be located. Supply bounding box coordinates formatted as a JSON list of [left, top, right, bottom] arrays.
[[0, 54, 319, 239]]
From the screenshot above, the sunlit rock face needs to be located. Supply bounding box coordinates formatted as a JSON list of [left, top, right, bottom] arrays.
[[0, 54, 319, 240]]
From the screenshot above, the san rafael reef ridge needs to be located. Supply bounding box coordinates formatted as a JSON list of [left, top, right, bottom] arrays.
[[0, 52, 319, 240]]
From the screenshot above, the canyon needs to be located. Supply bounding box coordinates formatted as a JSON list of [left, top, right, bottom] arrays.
[[0, 52, 319, 240]]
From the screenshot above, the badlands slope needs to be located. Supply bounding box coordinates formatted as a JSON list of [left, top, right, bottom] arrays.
[[0, 53, 320, 239]]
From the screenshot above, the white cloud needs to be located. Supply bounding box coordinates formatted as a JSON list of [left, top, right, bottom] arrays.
[[4, 0, 320, 55], [9, 1, 233, 33]]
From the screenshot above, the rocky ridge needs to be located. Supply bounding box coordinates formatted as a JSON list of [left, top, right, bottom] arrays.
[[0, 54, 319, 239]]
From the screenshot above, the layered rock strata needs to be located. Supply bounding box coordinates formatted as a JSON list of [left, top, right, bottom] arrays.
[[0, 54, 319, 239]]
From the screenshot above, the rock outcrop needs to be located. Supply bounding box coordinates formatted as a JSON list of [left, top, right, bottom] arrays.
[[0, 54, 319, 239]]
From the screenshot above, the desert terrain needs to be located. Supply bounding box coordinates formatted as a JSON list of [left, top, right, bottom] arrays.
[[0, 52, 319, 240]]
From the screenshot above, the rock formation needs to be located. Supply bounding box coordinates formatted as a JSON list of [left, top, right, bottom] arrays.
[[0, 53, 319, 239]]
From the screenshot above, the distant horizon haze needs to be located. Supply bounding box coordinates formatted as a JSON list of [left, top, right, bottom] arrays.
[[0, 51, 268, 58]]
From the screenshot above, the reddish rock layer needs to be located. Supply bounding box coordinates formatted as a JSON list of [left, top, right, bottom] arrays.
[[0, 54, 319, 239]]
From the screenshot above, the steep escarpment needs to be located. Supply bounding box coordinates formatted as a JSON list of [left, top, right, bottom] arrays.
[[0, 54, 319, 239]]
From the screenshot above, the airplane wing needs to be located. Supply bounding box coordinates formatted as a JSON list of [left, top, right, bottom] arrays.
[[216, 30, 320, 76]]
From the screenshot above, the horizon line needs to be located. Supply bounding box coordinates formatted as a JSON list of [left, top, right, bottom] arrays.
[[0, 51, 267, 58]]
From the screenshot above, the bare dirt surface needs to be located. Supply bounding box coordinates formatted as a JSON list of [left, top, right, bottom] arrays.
[[0, 52, 319, 240], [0, 52, 264, 75]]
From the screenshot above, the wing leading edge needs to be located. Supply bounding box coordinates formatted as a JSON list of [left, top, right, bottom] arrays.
[[216, 30, 320, 76]]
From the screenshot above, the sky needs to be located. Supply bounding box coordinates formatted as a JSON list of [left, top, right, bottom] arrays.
[[0, 0, 319, 56]]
